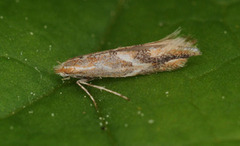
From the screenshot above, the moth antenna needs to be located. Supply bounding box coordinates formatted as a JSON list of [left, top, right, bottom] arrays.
[[76, 80, 98, 110], [78, 80, 130, 101]]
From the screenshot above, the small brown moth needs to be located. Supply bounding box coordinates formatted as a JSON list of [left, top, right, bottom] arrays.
[[55, 29, 201, 110]]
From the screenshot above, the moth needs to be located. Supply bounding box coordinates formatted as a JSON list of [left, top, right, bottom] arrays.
[[55, 29, 201, 110]]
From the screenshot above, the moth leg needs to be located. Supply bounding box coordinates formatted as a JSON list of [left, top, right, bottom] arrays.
[[76, 80, 98, 110], [78, 80, 130, 101], [62, 76, 71, 81]]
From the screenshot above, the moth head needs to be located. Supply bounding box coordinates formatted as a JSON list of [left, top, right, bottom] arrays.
[[54, 64, 72, 77]]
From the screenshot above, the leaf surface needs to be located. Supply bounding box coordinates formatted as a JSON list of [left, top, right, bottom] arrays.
[[1, 0, 240, 145]]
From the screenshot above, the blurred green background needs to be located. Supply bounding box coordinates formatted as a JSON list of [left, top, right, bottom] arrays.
[[1, 0, 240, 145]]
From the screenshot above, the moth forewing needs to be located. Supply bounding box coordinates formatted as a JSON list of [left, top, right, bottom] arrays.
[[55, 29, 201, 110]]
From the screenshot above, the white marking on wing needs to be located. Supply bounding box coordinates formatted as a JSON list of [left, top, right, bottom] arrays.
[[73, 66, 96, 70], [117, 53, 133, 62], [125, 69, 142, 77]]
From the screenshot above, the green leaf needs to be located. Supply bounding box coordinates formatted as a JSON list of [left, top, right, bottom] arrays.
[[1, 0, 240, 145]]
